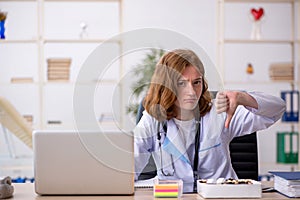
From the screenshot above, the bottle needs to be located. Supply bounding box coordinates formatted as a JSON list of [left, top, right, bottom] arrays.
[[246, 63, 254, 75]]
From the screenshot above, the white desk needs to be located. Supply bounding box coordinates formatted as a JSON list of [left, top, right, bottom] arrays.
[[10, 183, 300, 200]]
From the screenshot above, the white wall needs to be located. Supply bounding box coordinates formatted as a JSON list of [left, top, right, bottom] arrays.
[[0, 0, 298, 178], [121, 0, 218, 129], [123, 0, 216, 60]]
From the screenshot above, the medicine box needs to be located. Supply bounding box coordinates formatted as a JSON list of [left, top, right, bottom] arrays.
[[197, 179, 262, 198]]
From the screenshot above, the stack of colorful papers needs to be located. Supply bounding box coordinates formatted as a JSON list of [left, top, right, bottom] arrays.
[[153, 180, 183, 198]]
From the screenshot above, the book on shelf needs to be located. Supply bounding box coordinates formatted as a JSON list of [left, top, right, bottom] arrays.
[[10, 77, 34, 83], [47, 58, 72, 64], [47, 79, 69, 82], [47, 68, 70, 72], [269, 69, 293, 75], [48, 78, 69, 81], [48, 73, 69, 76], [47, 69, 70, 71], [269, 62, 294, 70], [48, 75, 70, 80], [48, 69, 70, 73], [47, 73, 70, 78], [269, 76, 294, 81], [269, 171, 300, 197], [47, 57, 72, 81], [269, 62, 294, 81]]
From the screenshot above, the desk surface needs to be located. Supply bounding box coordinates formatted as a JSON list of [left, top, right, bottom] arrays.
[[11, 183, 300, 200]]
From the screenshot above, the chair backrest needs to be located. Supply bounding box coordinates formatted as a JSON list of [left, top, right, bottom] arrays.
[[229, 132, 258, 180], [135, 98, 258, 181]]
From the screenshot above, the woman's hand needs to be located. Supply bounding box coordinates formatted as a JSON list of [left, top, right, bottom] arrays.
[[215, 91, 258, 128]]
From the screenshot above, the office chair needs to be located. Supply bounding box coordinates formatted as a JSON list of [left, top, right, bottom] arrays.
[[0, 97, 33, 157], [229, 132, 258, 180], [136, 95, 258, 181]]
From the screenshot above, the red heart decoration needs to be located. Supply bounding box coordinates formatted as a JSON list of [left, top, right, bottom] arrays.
[[251, 8, 264, 21]]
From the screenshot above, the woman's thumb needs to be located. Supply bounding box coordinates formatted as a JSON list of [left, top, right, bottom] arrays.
[[225, 113, 233, 128]]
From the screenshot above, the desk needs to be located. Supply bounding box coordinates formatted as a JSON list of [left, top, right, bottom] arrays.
[[10, 183, 300, 200]]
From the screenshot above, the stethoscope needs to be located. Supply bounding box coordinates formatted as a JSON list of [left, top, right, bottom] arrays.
[[157, 121, 175, 176], [156, 117, 201, 179]]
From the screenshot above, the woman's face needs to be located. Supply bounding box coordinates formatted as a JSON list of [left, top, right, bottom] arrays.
[[174, 65, 203, 120]]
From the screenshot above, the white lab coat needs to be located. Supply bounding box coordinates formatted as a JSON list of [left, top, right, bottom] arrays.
[[134, 92, 286, 192]]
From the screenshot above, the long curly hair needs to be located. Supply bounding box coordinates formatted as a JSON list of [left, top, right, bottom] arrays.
[[143, 49, 212, 121]]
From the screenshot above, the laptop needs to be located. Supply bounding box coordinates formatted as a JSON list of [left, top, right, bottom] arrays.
[[33, 130, 134, 195]]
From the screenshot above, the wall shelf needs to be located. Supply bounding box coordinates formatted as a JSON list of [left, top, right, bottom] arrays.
[[0, 0, 123, 130], [224, 80, 296, 85], [221, 39, 295, 44], [42, 80, 118, 85], [43, 39, 120, 44], [223, 0, 297, 3], [0, 39, 38, 43], [44, 0, 119, 2]]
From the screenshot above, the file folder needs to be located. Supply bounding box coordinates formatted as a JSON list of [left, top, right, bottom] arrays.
[[281, 91, 299, 122], [277, 132, 298, 164]]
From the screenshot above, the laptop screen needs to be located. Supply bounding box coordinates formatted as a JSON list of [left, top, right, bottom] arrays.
[[33, 130, 134, 195]]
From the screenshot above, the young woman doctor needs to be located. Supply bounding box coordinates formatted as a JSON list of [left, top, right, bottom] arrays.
[[133, 49, 286, 193]]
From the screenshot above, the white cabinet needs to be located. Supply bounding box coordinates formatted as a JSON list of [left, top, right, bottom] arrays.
[[217, 0, 299, 174], [217, 0, 298, 90], [0, 0, 123, 130]]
